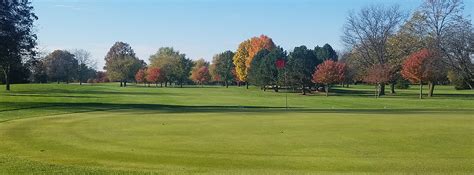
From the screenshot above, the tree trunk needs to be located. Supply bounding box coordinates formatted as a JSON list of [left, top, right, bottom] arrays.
[[225, 81, 229, 88], [325, 85, 329, 97], [120, 81, 123, 87], [3, 69, 10, 91], [180, 81, 183, 88], [390, 83, 395, 94], [124, 81, 127, 87], [80, 81, 82, 85], [374, 85, 377, 98], [378, 84, 385, 96], [302, 84, 306, 95], [274, 85, 279, 92], [419, 81, 423, 99], [246, 82, 249, 89], [165, 81, 168, 87], [428, 82, 435, 97], [464, 80, 473, 89], [238, 82, 241, 87]]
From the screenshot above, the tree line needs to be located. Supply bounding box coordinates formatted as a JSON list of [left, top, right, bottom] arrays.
[[341, 0, 473, 98], [1, 0, 473, 99]]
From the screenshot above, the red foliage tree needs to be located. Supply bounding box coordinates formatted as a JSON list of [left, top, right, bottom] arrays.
[[135, 69, 147, 85], [191, 66, 211, 86], [312, 60, 346, 96], [364, 64, 392, 98], [146, 67, 165, 87], [401, 48, 442, 99], [95, 71, 109, 83]]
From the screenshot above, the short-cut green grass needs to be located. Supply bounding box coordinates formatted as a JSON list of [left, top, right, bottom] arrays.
[[0, 83, 473, 174]]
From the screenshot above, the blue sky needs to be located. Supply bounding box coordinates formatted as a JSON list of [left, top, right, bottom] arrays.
[[33, 0, 473, 70]]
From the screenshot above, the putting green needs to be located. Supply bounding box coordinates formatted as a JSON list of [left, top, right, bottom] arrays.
[[0, 109, 472, 174]]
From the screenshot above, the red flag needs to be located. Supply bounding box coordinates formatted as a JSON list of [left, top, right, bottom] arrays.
[[276, 59, 285, 69]]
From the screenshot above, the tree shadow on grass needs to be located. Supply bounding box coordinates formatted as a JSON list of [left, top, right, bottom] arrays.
[[0, 102, 472, 116], [330, 88, 474, 99], [4, 94, 101, 99], [6, 89, 176, 97], [330, 88, 375, 97]]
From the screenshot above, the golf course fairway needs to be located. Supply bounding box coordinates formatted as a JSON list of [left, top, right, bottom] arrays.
[[0, 84, 472, 174]]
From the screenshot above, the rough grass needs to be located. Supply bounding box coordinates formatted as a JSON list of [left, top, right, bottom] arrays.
[[0, 83, 473, 174]]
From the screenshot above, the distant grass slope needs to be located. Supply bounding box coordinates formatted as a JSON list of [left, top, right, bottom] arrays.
[[0, 83, 472, 174]]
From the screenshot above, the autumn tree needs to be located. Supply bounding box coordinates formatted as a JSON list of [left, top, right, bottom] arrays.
[[343, 5, 406, 96], [191, 66, 211, 86], [192, 58, 209, 70], [364, 64, 393, 98], [43, 50, 79, 84], [312, 60, 345, 96], [146, 67, 165, 87], [190, 58, 210, 86], [149, 47, 177, 87], [233, 35, 276, 89], [0, 0, 37, 90], [149, 47, 192, 87], [401, 49, 445, 99], [95, 71, 109, 83], [386, 12, 430, 93], [135, 68, 147, 85], [104, 42, 143, 87], [287, 45, 321, 95], [210, 51, 235, 88]]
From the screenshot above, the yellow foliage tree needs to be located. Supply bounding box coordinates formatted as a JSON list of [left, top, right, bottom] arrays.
[[232, 35, 275, 88]]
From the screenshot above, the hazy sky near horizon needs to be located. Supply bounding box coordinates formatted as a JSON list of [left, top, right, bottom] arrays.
[[33, 0, 473, 70]]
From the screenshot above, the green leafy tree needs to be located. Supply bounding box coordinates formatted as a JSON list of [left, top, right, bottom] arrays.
[[0, 0, 38, 90], [314, 44, 338, 61], [43, 50, 78, 84], [248, 47, 287, 92], [192, 58, 209, 70], [287, 46, 321, 95], [175, 56, 193, 88], [149, 47, 192, 87], [104, 42, 142, 87], [211, 51, 235, 88]]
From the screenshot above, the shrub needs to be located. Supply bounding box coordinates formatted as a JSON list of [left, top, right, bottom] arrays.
[[395, 78, 410, 89]]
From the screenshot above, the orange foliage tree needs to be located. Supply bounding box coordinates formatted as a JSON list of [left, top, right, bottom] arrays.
[[135, 69, 147, 85], [233, 35, 276, 88], [191, 66, 211, 86], [312, 60, 345, 96], [146, 67, 165, 87]]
